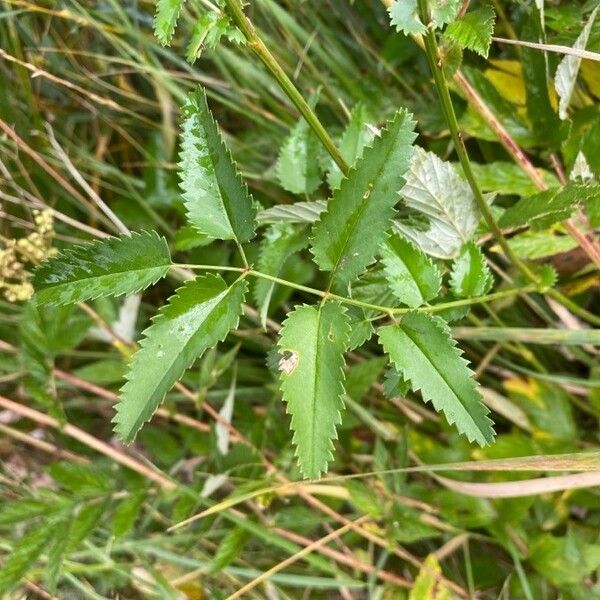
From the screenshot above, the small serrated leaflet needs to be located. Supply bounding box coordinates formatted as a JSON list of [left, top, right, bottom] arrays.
[[327, 103, 376, 190], [33, 231, 171, 306], [154, 0, 186, 46], [276, 102, 323, 195], [444, 6, 496, 58], [449, 241, 493, 298], [278, 302, 350, 478], [113, 274, 247, 443], [381, 233, 441, 307], [378, 312, 494, 446]]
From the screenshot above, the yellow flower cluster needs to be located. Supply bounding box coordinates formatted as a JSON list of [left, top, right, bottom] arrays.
[[0, 209, 57, 302]]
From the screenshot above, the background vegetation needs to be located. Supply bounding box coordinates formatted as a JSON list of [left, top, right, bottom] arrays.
[[0, 0, 599, 597]]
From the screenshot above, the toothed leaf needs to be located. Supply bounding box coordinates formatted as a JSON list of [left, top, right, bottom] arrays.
[[113, 274, 247, 443], [327, 103, 376, 190], [498, 183, 600, 231], [0, 521, 55, 594], [311, 108, 416, 288], [444, 6, 496, 58], [449, 242, 493, 298], [378, 312, 494, 445], [278, 302, 350, 479], [381, 233, 442, 307], [394, 148, 481, 259], [276, 109, 323, 195], [154, 0, 186, 46], [33, 231, 171, 306], [180, 89, 256, 242]]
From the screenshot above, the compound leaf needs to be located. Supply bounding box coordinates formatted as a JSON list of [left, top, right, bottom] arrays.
[[278, 302, 350, 479], [445, 6, 496, 58], [394, 148, 481, 259], [113, 274, 247, 443], [381, 233, 441, 307], [180, 89, 256, 242], [449, 241, 493, 298], [378, 312, 494, 445], [311, 108, 416, 288], [33, 231, 171, 306]]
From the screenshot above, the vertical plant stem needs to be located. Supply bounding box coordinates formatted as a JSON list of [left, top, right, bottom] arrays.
[[416, 0, 537, 283], [223, 0, 349, 175]]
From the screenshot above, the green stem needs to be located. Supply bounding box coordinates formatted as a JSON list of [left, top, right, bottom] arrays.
[[417, 0, 537, 283], [222, 0, 349, 174], [171, 264, 536, 318]]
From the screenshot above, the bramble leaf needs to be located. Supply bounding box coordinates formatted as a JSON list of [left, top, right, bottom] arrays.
[[180, 89, 256, 242], [381, 233, 441, 307], [445, 6, 496, 58], [378, 312, 494, 445], [113, 274, 247, 443], [449, 242, 493, 298], [498, 183, 600, 230], [327, 103, 376, 190], [311, 109, 416, 288], [154, 0, 186, 46], [394, 148, 482, 259], [33, 231, 171, 306], [555, 7, 598, 120], [278, 302, 350, 478]]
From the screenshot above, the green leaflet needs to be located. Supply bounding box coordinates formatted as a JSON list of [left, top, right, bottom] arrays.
[[278, 302, 350, 479], [327, 103, 375, 190], [381, 233, 441, 307], [389, 0, 461, 35], [449, 241, 493, 298], [498, 183, 600, 230], [179, 89, 256, 242], [444, 6, 496, 58], [113, 274, 247, 443], [33, 231, 171, 306], [0, 521, 55, 594], [378, 312, 494, 446], [257, 200, 326, 225], [394, 148, 482, 259], [311, 109, 416, 288], [276, 111, 323, 195], [154, 0, 186, 46], [253, 224, 308, 327]]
